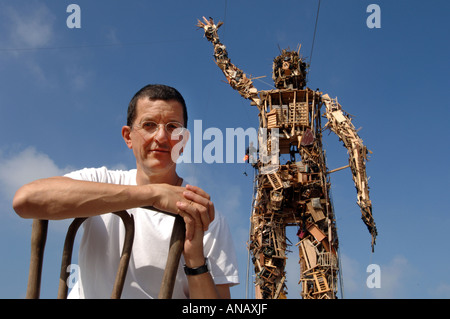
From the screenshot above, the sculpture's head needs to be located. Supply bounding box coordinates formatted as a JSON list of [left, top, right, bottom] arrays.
[[272, 47, 308, 89]]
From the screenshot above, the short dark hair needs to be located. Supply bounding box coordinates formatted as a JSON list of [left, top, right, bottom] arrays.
[[127, 84, 188, 128]]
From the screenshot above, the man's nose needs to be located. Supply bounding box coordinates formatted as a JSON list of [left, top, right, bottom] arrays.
[[154, 123, 169, 141]]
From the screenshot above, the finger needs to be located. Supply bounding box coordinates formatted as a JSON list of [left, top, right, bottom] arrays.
[[182, 192, 214, 230], [183, 191, 210, 211], [184, 187, 215, 224], [185, 184, 210, 201], [178, 198, 210, 232]]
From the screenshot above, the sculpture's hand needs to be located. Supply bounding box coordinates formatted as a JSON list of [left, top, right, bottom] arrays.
[[196, 16, 223, 40]]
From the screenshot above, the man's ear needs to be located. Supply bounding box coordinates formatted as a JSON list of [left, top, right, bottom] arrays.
[[122, 126, 133, 149]]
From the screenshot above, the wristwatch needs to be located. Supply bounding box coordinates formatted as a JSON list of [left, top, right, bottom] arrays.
[[184, 258, 209, 276]]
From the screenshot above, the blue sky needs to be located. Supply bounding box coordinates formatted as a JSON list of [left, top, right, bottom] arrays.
[[0, 0, 449, 299]]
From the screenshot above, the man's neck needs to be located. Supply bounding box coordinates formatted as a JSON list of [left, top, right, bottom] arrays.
[[136, 168, 182, 186]]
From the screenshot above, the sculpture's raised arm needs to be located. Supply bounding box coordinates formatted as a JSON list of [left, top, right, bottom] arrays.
[[321, 94, 377, 250], [197, 17, 259, 101]]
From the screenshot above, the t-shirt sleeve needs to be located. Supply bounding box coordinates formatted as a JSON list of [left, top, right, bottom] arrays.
[[202, 212, 240, 287], [64, 166, 110, 183]]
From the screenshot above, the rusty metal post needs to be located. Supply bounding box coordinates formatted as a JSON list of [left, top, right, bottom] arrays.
[[26, 208, 182, 299], [26, 219, 48, 299], [57, 217, 87, 299], [111, 211, 135, 299], [56, 211, 135, 299], [158, 215, 185, 299]]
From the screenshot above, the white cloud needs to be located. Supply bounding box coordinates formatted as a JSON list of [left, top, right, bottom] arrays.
[[4, 2, 56, 49], [369, 255, 416, 298], [0, 2, 57, 85], [432, 283, 450, 299], [340, 253, 364, 296], [0, 3, 96, 89], [336, 253, 420, 299], [0, 147, 72, 200]]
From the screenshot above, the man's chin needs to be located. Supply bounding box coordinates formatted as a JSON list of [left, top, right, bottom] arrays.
[[143, 155, 176, 170]]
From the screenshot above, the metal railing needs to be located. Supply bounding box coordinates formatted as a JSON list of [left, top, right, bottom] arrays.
[[26, 209, 185, 299]]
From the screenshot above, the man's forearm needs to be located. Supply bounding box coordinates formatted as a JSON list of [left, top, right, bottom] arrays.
[[12, 176, 152, 220], [183, 220, 228, 299]]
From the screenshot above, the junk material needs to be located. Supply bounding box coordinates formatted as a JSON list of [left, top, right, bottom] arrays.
[[197, 17, 377, 299]]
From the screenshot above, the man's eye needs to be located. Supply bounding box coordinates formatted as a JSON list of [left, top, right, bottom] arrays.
[[166, 123, 179, 131], [142, 122, 157, 130], [167, 122, 184, 134]]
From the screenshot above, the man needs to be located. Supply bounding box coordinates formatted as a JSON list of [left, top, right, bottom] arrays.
[[13, 84, 239, 298]]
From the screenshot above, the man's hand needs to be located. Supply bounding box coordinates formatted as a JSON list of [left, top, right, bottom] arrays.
[[178, 185, 215, 232], [149, 183, 214, 243], [176, 184, 215, 265]]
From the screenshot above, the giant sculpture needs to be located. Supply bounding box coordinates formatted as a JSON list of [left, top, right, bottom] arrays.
[[197, 17, 377, 299]]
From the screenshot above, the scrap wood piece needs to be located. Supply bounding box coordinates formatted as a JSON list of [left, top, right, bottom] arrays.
[[306, 223, 336, 256], [311, 271, 331, 295], [267, 172, 283, 190], [299, 238, 317, 270], [273, 276, 286, 299], [306, 200, 325, 222], [306, 223, 326, 242]]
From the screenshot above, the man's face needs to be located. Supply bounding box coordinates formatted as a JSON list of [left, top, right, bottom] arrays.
[[123, 98, 187, 177]]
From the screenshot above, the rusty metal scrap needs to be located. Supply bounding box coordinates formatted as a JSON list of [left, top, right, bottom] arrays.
[[197, 17, 376, 299]]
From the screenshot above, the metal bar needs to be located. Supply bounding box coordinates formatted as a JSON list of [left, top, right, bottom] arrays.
[[57, 217, 87, 299], [26, 219, 48, 299], [111, 211, 135, 299], [27, 207, 181, 299], [56, 212, 135, 299], [158, 215, 185, 299]]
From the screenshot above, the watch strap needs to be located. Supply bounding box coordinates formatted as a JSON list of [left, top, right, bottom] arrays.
[[183, 258, 209, 276]]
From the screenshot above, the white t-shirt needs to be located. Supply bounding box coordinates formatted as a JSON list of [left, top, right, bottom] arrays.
[[64, 167, 239, 299]]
